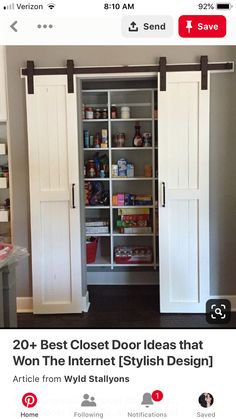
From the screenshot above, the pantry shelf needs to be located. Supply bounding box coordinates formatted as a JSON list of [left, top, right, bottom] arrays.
[[112, 205, 154, 209], [111, 147, 152, 151], [112, 177, 153, 181], [86, 233, 111, 237], [82, 86, 158, 269], [83, 119, 108, 122], [113, 233, 154, 237], [113, 263, 155, 268], [85, 206, 110, 209], [84, 178, 110, 181], [111, 118, 152, 122], [111, 102, 152, 107]]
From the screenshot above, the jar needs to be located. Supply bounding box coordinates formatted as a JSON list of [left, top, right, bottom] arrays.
[[85, 107, 94, 119], [121, 106, 130, 119], [142, 132, 152, 147], [116, 133, 125, 147], [94, 108, 101, 119], [102, 108, 108, 119], [111, 105, 117, 119], [86, 160, 96, 178], [100, 169, 105, 178]]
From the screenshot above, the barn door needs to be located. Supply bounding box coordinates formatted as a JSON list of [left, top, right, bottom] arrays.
[[158, 72, 210, 313], [25, 75, 85, 314]]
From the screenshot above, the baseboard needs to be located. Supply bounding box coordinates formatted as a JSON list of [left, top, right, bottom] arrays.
[[17, 297, 33, 313], [17, 295, 91, 313], [82, 291, 90, 312], [16, 293, 236, 313]]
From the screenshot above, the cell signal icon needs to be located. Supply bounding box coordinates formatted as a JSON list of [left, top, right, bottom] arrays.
[[3, 3, 15, 9], [47, 3, 56, 9]]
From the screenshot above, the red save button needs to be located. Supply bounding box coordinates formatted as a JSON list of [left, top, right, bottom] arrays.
[[179, 15, 226, 38]]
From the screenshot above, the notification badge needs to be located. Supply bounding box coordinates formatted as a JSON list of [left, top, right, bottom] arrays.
[[22, 393, 38, 408], [179, 15, 226, 37], [152, 390, 163, 402]]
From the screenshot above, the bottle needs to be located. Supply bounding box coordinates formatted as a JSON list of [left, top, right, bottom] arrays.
[[111, 105, 117, 119], [83, 129, 89, 148], [133, 123, 143, 147]]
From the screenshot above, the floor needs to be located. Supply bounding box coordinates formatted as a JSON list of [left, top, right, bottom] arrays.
[[17, 286, 236, 329]]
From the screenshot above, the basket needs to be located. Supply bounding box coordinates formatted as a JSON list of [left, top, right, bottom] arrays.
[[86, 237, 98, 264]]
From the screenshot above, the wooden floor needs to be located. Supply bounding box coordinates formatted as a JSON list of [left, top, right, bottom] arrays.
[[17, 285, 236, 328]]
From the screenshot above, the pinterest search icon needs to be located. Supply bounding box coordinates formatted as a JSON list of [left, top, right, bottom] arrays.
[[22, 393, 38, 408]]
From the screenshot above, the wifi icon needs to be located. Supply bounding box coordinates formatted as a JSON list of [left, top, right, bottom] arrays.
[[47, 3, 55, 9]]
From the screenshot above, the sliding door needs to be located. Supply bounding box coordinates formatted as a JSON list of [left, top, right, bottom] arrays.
[[158, 72, 210, 313], [25, 75, 84, 313]]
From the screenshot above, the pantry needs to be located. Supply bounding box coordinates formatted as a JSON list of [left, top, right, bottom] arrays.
[[22, 57, 233, 315]]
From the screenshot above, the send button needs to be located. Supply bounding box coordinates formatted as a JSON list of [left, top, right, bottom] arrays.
[[122, 16, 173, 37]]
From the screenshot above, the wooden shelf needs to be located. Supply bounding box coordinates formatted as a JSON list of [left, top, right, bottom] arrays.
[[113, 233, 153, 237], [111, 118, 152, 122], [83, 119, 108, 122], [86, 206, 110, 209], [111, 147, 152, 150], [86, 233, 110, 237], [112, 205, 153, 209], [87, 255, 111, 267], [84, 148, 109, 151], [113, 263, 155, 267], [111, 102, 152, 107], [84, 178, 109, 181], [112, 177, 153, 181]]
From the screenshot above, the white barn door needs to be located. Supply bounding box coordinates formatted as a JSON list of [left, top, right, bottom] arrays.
[[158, 72, 210, 313], [25, 75, 84, 314]]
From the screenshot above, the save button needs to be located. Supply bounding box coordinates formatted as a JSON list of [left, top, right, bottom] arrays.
[[179, 15, 226, 38]]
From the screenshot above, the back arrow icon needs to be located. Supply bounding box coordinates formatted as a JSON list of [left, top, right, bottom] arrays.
[[10, 21, 18, 32]]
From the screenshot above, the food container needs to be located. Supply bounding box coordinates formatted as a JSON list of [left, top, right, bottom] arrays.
[[142, 132, 152, 147], [89, 135, 94, 147], [112, 164, 118, 177], [83, 129, 89, 148], [117, 193, 125, 206], [114, 246, 153, 264], [94, 108, 101, 119], [127, 163, 134, 177], [116, 133, 125, 147], [144, 164, 152, 177], [117, 158, 127, 177], [121, 106, 130, 119], [102, 108, 108, 119], [85, 107, 94, 119], [86, 160, 96, 178], [94, 133, 101, 148], [111, 105, 117, 119]]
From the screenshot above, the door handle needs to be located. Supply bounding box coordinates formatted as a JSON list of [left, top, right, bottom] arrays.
[[72, 183, 76, 209], [161, 182, 166, 207]]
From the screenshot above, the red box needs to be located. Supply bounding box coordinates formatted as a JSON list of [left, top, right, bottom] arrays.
[[86, 238, 98, 264]]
